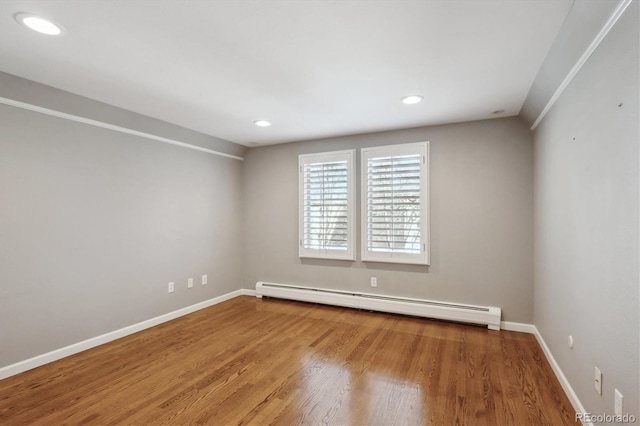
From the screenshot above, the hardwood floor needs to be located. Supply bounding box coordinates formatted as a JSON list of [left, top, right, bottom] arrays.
[[0, 296, 578, 425]]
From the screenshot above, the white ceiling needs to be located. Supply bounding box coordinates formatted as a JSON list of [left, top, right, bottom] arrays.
[[0, 0, 574, 146]]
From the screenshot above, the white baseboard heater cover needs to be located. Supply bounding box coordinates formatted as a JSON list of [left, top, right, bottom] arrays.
[[255, 281, 501, 330]]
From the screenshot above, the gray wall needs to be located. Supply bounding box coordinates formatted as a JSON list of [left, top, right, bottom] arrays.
[[243, 117, 534, 322], [0, 81, 245, 368], [520, 0, 620, 126], [0, 72, 246, 159], [533, 0, 639, 419]]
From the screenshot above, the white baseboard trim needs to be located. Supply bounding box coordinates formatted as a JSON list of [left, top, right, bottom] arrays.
[[500, 321, 536, 334], [0, 289, 248, 380], [492, 321, 588, 423], [239, 288, 256, 297], [533, 326, 591, 426]]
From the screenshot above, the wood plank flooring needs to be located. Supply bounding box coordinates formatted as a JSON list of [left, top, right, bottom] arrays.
[[0, 296, 578, 425]]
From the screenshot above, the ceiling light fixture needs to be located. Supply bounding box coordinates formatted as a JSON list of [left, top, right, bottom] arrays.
[[402, 95, 423, 105], [254, 120, 271, 127], [15, 13, 64, 35]]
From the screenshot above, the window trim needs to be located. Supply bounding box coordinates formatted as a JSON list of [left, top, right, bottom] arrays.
[[360, 141, 430, 265], [299, 149, 356, 261]]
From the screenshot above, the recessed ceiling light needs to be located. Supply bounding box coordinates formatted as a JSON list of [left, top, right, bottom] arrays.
[[15, 13, 64, 35], [254, 120, 271, 127], [402, 95, 423, 105]]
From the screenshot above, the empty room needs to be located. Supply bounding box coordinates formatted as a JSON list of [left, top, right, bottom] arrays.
[[0, 0, 638, 425]]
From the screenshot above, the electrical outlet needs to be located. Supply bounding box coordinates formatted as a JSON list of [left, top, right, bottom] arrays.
[[202, 274, 208, 285], [614, 389, 623, 416], [594, 367, 602, 395], [371, 277, 377, 287], [188, 278, 193, 288], [168, 282, 174, 293]]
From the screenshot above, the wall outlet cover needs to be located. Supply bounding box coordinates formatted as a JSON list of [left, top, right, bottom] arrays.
[[614, 389, 623, 416]]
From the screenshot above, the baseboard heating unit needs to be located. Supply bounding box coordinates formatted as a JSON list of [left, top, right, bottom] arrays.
[[255, 281, 501, 330]]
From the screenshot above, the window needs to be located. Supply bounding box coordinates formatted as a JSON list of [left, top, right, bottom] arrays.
[[299, 150, 355, 260], [361, 142, 429, 265]]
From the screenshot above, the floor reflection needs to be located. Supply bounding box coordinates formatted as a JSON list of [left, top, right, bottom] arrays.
[[364, 371, 424, 425], [296, 349, 425, 424]]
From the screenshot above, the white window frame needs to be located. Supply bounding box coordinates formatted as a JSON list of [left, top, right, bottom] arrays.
[[361, 142, 430, 265], [299, 149, 356, 260]]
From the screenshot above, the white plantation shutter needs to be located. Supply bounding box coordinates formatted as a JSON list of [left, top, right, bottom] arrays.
[[362, 142, 429, 265], [367, 154, 421, 253], [299, 150, 355, 260], [303, 161, 348, 249]]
